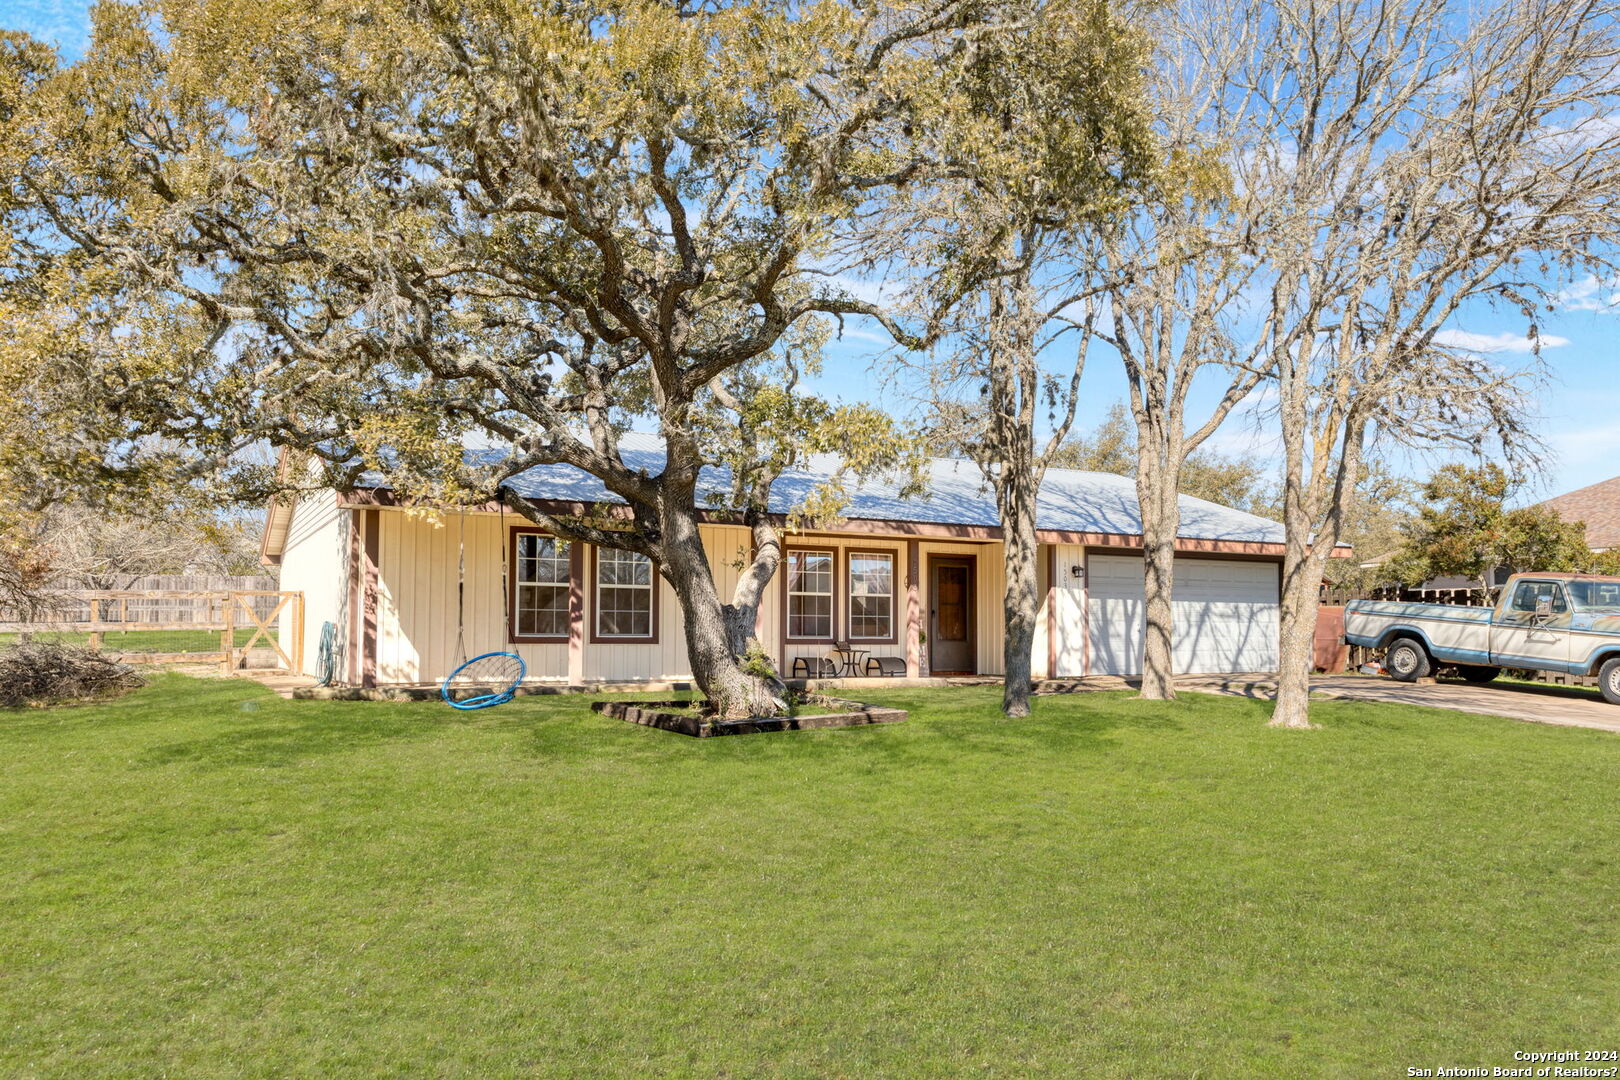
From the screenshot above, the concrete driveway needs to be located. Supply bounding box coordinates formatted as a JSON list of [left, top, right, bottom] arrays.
[[1178, 673, 1620, 735]]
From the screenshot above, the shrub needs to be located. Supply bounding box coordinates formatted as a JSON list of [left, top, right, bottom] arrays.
[[0, 642, 145, 708]]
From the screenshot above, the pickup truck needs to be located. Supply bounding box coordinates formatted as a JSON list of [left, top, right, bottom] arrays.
[[1344, 573, 1620, 705]]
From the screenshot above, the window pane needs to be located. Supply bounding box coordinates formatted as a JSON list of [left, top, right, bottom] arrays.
[[517, 534, 570, 584], [596, 549, 654, 638], [848, 554, 893, 638], [787, 550, 835, 639], [516, 583, 567, 637]]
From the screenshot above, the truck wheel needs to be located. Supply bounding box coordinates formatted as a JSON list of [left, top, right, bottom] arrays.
[[1600, 658, 1620, 706], [1386, 638, 1431, 682], [1458, 665, 1501, 684]]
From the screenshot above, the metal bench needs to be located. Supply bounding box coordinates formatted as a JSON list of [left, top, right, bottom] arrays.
[[791, 656, 839, 679], [865, 656, 907, 677]]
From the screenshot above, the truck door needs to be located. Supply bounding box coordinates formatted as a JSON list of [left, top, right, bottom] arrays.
[[1491, 580, 1573, 670]]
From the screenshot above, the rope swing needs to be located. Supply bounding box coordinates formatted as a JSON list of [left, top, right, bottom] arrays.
[[441, 500, 526, 710]]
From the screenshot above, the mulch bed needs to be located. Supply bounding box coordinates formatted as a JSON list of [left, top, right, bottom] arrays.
[[591, 698, 907, 738]]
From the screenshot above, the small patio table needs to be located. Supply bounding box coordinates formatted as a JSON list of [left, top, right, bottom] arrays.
[[831, 644, 870, 677]]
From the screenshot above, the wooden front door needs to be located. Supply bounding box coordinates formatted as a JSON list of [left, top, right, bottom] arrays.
[[929, 557, 975, 675]]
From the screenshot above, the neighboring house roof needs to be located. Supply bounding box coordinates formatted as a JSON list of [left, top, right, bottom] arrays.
[[1539, 474, 1620, 551], [364, 432, 1288, 544]]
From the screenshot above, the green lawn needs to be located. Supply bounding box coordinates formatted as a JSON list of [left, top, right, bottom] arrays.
[[0, 629, 276, 654], [3, 676, 1617, 1078]]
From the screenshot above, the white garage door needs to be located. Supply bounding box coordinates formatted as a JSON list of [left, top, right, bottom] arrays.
[[1086, 554, 1279, 675]]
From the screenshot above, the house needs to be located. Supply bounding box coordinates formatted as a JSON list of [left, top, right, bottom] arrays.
[[1539, 474, 1620, 553], [261, 434, 1295, 688]]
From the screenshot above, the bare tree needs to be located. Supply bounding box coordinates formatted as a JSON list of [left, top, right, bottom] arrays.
[[1217, 0, 1620, 726], [882, 0, 1156, 716]]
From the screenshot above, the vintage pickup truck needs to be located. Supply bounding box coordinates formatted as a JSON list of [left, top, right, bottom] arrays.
[[1344, 573, 1620, 705]]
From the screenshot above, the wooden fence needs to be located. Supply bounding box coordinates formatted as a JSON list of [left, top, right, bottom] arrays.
[[0, 590, 304, 675]]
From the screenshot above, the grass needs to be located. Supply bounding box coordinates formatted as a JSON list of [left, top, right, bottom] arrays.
[[3, 675, 1618, 1078], [0, 629, 276, 654]]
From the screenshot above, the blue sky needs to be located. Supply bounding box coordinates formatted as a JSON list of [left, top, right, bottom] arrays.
[[6, 0, 1617, 502]]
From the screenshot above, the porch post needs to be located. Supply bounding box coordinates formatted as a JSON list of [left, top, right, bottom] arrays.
[[567, 542, 585, 687], [361, 510, 379, 689], [1045, 544, 1057, 681], [906, 540, 921, 678]]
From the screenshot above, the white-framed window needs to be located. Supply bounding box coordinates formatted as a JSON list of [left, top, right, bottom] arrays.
[[786, 549, 835, 640], [848, 551, 895, 640], [514, 532, 570, 640], [594, 547, 656, 641]]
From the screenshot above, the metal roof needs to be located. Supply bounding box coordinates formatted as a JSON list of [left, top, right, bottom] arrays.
[[479, 432, 1286, 544]]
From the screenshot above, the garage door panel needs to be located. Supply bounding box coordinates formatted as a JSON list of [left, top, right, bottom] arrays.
[[1085, 555, 1278, 675]]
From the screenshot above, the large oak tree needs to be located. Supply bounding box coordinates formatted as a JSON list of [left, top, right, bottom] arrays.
[[0, 0, 1060, 715]]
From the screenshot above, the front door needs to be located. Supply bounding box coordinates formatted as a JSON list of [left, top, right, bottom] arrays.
[[929, 557, 975, 674]]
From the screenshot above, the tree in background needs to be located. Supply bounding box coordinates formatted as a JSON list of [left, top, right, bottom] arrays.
[[1318, 465, 1419, 595], [1051, 402, 1278, 517], [877, 0, 1157, 717], [1384, 464, 1615, 591], [0, 0, 1043, 717]]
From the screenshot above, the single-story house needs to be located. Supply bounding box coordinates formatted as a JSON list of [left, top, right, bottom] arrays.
[[261, 434, 1296, 688]]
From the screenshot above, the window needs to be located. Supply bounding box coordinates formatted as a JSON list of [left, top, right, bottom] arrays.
[[848, 551, 895, 641], [786, 549, 835, 640], [594, 547, 656, 641], [513, 532, 571, 640], [1509, 580, 1567, 615]]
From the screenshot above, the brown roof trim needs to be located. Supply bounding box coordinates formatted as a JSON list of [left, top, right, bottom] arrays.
[[334, 488, 1342, 558]]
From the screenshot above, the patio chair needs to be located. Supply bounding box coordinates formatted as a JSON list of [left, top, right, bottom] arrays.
[[791, 655, 840, 679], [865, 656, 907, 677]]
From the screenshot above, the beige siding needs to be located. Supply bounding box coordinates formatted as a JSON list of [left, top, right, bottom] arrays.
[[769, 534, 916, 677], [360, 509, 1025, 684], [1047, 543, 1088, 677], [276, 492, 349, 675], [369, 511, 767, 685]]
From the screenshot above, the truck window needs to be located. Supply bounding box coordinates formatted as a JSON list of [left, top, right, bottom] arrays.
[[1509, 581, 1567, 614]]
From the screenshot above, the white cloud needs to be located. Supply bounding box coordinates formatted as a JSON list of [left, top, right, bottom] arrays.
[[1431, 329, 1570, 354], [1556, 274, 1620, 313]]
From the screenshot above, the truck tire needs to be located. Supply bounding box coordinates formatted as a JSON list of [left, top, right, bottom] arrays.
[[1458, 665, 1501, 684], [1600, 658, 1620, 706], [1386, 637, 1431, 683]]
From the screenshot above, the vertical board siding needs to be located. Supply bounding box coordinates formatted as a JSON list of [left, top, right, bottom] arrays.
[[1049, 543, 1087, 677], [276, 492, 347, 675], [364, 510, 1019, 684], [370, 511, 759, 684], [775, 534, 918, 676]]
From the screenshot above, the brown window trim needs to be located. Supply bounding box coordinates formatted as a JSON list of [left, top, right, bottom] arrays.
[[589, 543, 660, 645], [508, 526, 574, 645], [782, 545, 839, 645], [845, 547, 900, 645]]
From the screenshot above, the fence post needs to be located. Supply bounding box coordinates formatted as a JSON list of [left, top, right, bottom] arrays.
[[88, 597, 102, 653], [221, 592, 236, 675], [291, 592, 306, 676]]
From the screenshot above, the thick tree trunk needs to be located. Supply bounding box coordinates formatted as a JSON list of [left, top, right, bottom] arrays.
[[1000, 468, 1041, 718], [656, 506, 786, 719], [1272, 545, 1319, 728], [1137, 455, 1179, 700]]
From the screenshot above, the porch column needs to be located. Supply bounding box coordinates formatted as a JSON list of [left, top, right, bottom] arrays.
[[906, 540, 921, 678], [361, 510, 379, 688], [567, 542, 585, 687], [1045, 545, 1057, 681]]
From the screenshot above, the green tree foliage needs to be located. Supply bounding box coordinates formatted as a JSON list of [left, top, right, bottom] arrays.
[[3, 0, 1093, 713], [1386, 464, 1603, 589]]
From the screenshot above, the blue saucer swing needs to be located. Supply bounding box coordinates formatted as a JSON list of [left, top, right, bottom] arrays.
[[441, 505, 526, 710]]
